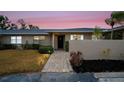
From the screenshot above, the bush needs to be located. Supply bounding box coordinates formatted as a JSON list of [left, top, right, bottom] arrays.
[[69, 51, 83, 73], [32, 44, 40, 49], [0, 44, 16, 50], [23, 44, 40, 50], [3, 44, 17, 49], [0, 42, 4, 50], [23, 41, 33, 49], [64, 41, 69, 52], [39, 45, 54, 54]]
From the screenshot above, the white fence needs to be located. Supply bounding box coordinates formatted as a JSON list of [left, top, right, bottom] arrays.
[[69, 40, 124, 60]]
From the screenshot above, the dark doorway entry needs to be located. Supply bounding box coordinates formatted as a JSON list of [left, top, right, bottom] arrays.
[[58, 35, 65, 49]]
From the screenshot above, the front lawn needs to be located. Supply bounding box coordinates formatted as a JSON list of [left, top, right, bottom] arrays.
[[0, 50, 50, 75]]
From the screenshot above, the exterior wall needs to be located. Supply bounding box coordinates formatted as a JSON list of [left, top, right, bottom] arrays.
[[0, 36, 11, 44], [69, 40, 124, 60], [123, 31, 124, 39], [0, 35, 51, 46], [83, 33, 92, 40], [54, 35, 58, 49], [0, 36, 2, 43], [22, 36, 33, 44], [53, 32, 93, 49], [65, 34, 70, 41], [22, 35, 51, 45], [65, 33, 92, 40]]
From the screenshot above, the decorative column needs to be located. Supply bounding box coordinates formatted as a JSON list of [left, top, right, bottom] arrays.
[[52, 33, 55, 49]]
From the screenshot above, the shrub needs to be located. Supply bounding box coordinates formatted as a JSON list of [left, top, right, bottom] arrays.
[[39, 45, 54, 54], [0, 42, 4, 50], [69, 51, 83, 72], [64, 41, 69, 52], [23, 41, 33, 49], [32, 44, 40, 49], [3, 44, 16, 49]]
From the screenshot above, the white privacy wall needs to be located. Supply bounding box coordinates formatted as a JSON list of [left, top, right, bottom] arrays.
[[69, 40, 124, 60]]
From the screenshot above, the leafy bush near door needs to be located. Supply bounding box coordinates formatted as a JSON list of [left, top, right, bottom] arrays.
[[39, 46, 54, 54], [64, 41, 69, 52]]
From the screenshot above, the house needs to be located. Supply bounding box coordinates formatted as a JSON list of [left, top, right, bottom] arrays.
[[103, 26, 124, 39], [0, 27, 123, 50]]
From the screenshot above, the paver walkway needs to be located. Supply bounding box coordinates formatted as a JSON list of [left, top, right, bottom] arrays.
[[42, 51, 73, 72]]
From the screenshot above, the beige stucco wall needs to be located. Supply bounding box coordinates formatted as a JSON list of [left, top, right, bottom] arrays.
[[69, 40, 124, 60], [0, 35, 51, 46], [22, 36, 51, 45], [0, 36, 11, 44]]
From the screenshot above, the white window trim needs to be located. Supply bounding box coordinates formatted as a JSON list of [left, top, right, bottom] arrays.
[[11, 36, 22, 44], [34, 36, 46, 41], [70, 34, 84, 40]]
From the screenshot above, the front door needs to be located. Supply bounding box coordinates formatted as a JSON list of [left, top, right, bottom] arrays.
[[58, 35, 64, 49]]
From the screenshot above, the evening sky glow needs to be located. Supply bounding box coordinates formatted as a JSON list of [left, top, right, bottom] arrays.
[[0, 11, 112, 29]]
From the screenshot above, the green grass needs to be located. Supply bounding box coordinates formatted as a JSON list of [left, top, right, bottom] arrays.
[[0, 50, 50, 75]]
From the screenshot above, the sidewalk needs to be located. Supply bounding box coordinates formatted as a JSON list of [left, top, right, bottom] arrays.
[[42, 51, 73, 72]]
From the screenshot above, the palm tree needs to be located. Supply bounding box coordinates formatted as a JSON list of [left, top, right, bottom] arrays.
[[105, 18, 115, 39], [111, 11, 124, 25]]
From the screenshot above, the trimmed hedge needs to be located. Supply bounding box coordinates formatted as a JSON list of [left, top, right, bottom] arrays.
[[0, 44, 16, 50], [32, 44, 40, 49], [0, 44, 54, 54], [22, 44, 39, 49], [64, 41, 69, 52], [38, 46, 54, 54]]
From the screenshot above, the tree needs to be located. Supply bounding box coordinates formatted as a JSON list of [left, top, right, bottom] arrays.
[[29, 24, 39, 30], [93, 26, 102, 40], [17, 19, 27, 29], [105, 11, 124, 39], [111, 11, 124, 25], [0, 15, 11, 30], [105, 18, 115, 39], [10, 23, 18, 30]]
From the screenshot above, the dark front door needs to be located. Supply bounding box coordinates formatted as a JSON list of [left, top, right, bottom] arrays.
[[58, 35, 64, 49]]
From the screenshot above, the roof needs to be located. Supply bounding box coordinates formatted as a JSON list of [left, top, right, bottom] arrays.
[[113, 26, 124, 31], [107, 26, 124, 32], [0, 29, 48, 35], [0, 28, 108, 35], [44, 28, 94, 32], [44, 28, 107, 32]]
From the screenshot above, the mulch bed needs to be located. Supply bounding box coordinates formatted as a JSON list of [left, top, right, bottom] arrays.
[[71, 60, 124, 73]]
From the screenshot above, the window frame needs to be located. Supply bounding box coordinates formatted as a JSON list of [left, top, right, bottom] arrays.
[[33, 36, 46, 41], [11, 36, 22, 44], [70, 34, 84, 40]]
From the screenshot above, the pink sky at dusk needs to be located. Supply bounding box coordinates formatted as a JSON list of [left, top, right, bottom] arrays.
[[0, 11, 112, 29]]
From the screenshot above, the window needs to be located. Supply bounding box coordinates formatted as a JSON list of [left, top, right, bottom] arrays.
[[92, 35, 97, 40], [11, 36, 22, 44], [34, 36, 45, 41], [70, 34, 84, 40], [34, 36, 39, 40], [17, 36, 22, 44], [11, 36, 16, 44]]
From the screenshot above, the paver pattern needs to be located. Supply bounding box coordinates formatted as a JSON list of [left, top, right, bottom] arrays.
[[42, 51, 73, 72]]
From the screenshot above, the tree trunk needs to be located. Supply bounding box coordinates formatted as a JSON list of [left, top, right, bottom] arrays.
[[111, 26, 113, 39]]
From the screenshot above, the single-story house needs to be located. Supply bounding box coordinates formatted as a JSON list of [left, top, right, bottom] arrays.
[[0, 26, 123, 50], [103, 26, 124, 39]]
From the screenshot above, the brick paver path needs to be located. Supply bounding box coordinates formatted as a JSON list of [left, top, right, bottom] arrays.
[[42, 51, 73, 72]]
